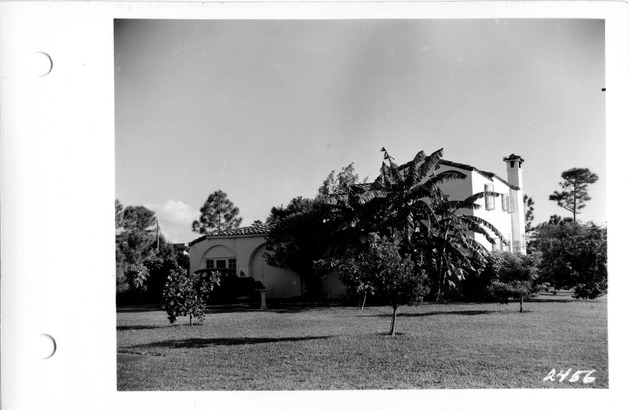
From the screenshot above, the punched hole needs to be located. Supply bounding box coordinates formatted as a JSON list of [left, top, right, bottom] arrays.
[[36, 334, 57, 359], [32, 52, 53, 77]]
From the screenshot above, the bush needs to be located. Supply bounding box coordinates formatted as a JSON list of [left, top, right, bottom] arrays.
[[532, 222, 607, 299], [464, 251, 541, 311]]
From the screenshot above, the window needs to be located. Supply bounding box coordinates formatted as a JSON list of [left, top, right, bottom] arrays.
[[205, 258, 237, 272], [484, 184, 495, 211], [501, 194, 508, 212]]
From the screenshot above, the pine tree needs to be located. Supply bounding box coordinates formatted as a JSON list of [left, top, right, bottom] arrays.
[[192, 190, 243, 234], [549, 168, 599, 222]]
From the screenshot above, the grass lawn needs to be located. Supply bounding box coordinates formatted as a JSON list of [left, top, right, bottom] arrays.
[[117, 291, 607, 390]]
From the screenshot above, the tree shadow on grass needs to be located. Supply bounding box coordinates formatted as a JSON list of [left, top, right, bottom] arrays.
[[366, 310, 497, 318], [132, 335, 333, 349], [117, 325, 166, 331], [524, 297, 575, 303]]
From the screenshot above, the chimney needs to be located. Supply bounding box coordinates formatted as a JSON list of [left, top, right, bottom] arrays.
[[503, 154, 526, 254]]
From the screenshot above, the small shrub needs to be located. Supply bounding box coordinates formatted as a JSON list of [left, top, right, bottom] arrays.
[[163, 267, 220, 326]]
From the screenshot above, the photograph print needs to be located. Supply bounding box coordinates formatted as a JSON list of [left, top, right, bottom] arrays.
[[115, 18, 607, 390]]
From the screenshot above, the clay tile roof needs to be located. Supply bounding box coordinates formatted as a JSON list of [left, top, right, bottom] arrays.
[[188, 225, 270, 246], [400, 158, 520, 191]]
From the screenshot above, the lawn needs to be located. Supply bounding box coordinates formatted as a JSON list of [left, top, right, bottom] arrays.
[[117, 291, 607, 390]]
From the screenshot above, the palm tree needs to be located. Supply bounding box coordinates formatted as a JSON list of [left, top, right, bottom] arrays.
[[423, 190, 507, 302], [328, 147, 506, 303]]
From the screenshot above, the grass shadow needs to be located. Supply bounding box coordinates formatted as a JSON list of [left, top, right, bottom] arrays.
[[133, 335, 333, 349], [524, 298, 575, 303], [117, 325, 166, 331], [365, 310, 498, 318], [117, 305, 162, 313]]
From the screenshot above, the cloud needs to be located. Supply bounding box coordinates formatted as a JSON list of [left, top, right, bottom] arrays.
[[145, 200, 198, 243]]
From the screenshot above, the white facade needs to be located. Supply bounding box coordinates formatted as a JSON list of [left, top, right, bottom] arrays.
[[189, 228, 346, 299], [435, 155, 526, 254]]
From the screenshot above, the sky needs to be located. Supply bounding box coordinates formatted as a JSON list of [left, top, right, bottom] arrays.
[[115, 19, 606, 244]]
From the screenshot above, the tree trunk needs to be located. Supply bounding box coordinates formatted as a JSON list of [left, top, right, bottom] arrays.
[[436, 264, 448, 304], [189, 313, 193, 326], [360, 292, 367, 310], [520, 296, 523, 313], [388, 306, 398, 336]]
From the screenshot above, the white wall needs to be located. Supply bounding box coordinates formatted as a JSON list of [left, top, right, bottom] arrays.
[[189, 234, 303, 298], [189, 235, 265, 276], [434, 164, 514, 252], [469, 172, 514, 252]]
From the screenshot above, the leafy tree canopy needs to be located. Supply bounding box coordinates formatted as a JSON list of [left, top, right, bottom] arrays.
[[115, 200, 176, 302], [192, 190, 243, 235], [163, 267, 220, 326], [122, 205, 157, 232], [531, 222, 606, 299], [325, 233, 428, 335]]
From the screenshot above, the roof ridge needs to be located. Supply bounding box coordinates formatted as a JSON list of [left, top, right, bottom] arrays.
[[188, 225, 270, 246]]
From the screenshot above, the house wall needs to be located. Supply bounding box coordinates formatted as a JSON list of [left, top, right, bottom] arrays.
[[189, 235, 302, 298], [434, 164, 514, 252], [469, 172, 514, 252]]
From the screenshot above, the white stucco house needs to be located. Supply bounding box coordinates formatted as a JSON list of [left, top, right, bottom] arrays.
[[188, 153, 526, 300], [434, 153, 526, 254], [188, 226, 346, 299]]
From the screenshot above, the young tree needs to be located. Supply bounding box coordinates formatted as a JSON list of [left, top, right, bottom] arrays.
[[162, 267, 220, 326], [485, 251, 541, 312], [334, 234, 428, 335], [549, 168, 599, 222], [192, 190, 243, 234]]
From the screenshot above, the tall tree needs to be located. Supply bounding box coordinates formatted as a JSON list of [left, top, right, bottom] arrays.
[[122, 205, 157, 231], [264, 196, 341, 297], [115, 201, 165, 300], [423, 190, 506, 303], [549, 168, 599, 223], [317, 163, 362, 198], [523, 194, 535, 232], [192, 190, 243, 235], [328, 148, 505, 302], [115, 199, 124, 229]]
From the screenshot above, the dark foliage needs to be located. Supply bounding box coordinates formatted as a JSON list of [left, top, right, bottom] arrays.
[[531, 222, 607, 299]]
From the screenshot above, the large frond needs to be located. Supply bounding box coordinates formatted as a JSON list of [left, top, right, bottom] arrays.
[[423, 170, 467, 191]]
